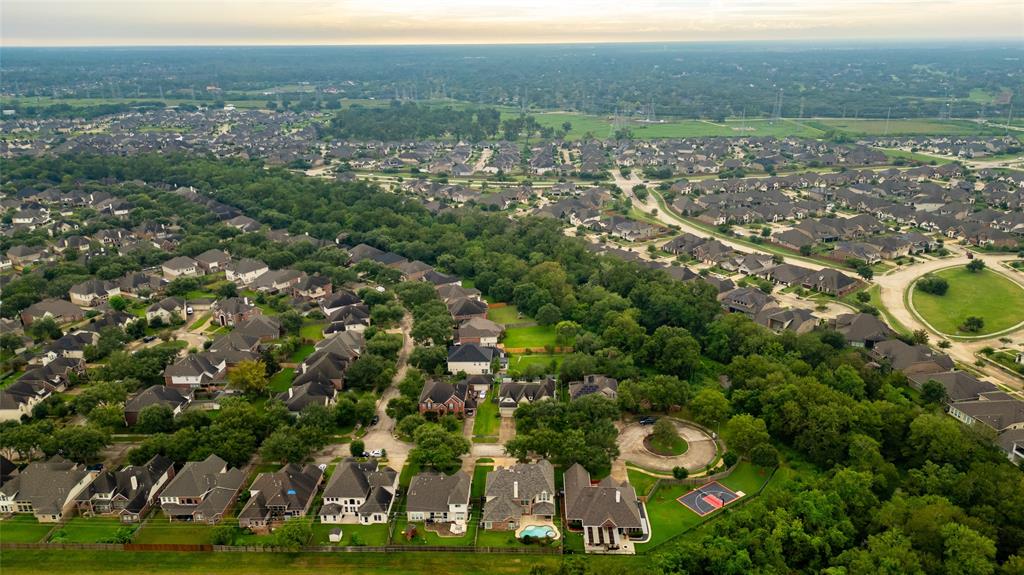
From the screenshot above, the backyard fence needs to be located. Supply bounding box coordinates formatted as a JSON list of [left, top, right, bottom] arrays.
[[1, 542, 561, 555]]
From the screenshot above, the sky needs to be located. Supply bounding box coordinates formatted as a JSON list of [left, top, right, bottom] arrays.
[[3, 0, 1023, 46]]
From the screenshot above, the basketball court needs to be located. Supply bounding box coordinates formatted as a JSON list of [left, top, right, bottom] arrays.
[[677, 481, 743, 517]]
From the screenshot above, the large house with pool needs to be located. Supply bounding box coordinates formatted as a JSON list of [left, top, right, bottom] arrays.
[[563, 463, 646, 554], [481, 460, 556, 531]]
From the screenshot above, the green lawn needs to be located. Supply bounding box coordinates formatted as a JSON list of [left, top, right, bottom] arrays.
[[132, 512, 221, 544], [269, 368, 295, 392], [399, 461, 421, 489], [471, 464, 494, 499], [486, 305, 523, 325], [502, 325, 557, 349], [300, 322, 326, 341], [50, 517, 129, 543], [647, 434, 689, 456], [392, 517, 477, 546], [626, 467, 662, 498], [310, 521, 391, 546], [471, 398, 500, 441], [0, 515, 53, 543], [289, 344, 317, 363], [810, 118, 999, 136], [0, 550, 574, 575], [1, 370, 25, 388], [720, 461, 772, 495], [187, 313, 211, 330], [475, 528, 529, 548], [507, 353, 564, 374], [912, 267, 1024, 336], [634, 482, 704, 552]]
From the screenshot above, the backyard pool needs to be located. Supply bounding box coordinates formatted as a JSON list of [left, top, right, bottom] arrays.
[[519, 525, 555, 539]]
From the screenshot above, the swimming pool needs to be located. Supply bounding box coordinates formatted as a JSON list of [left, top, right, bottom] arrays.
[[519, 525, 555, 539]]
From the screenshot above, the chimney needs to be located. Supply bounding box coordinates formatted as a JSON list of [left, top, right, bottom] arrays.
[[513, 480, 519, 499], [130, 475, 138, 491], [615, 489, 620, 503]]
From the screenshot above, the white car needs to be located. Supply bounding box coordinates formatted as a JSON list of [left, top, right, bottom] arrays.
[[478, 390, 487, 399], [368, 449, 384, 457]]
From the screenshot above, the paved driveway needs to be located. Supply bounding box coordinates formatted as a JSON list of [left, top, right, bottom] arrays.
[[617, 419, 717, 473]]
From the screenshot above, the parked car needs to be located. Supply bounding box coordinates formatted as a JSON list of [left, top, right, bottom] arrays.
[[142, 335, 157, 343], [370, 415, 380, 426], [368, 449, 383, 457], [638, 416, 658, 425]]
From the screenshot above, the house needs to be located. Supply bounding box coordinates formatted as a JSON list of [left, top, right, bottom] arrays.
[[563, 463, 644, 554], [7, 245, 46, 267], [233, 315, 282, 341], [482, 460, 556, 531], [718, 287, 778, 318], [828, 313, 894, 349], [250, 269, 306, 293], [568, 375, 619, 401], [801, 268, 859, 296], [292, 275, 333, 301], [0, 457, 94, 522], [211, 297, 261, 327], [447, 297, 489, 322], [318, 458, 399, 525], [194, 249, 231, 273], [0, 381, 51, 421], [406, 471, 471, 527], [163, 354, 227, 391], [225, 258, 269, 286], [146, 297, 187, 324], [947, 392, 1024, 443], [40, 331, 98, 365], [419, 378, 476, 417], [68, 279, 121, 307], [161, 256, 200, 279], [447, 344, 501, 375], [74, 455, 175, 523], [293, 332, 365, 390], [20, 298, 84, 326], [755, 308, 818, 334], [276, 381, 336, 413], [158, 454, 245, 524], [124, 386, 192, 426], [496, 378, 556, 416], [457, 317, 504, 346], [238, 464, 324, 533], [870, 340, 954, 376], [118, 272, 167, 296], [907, 371, 999, 403]]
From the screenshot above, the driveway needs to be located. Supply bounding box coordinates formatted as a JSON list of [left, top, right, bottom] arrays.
[[617, 419, 717, 473], [354, 313, 415, 470]]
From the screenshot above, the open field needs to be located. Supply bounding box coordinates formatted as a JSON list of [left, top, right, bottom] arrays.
[[507, 353, 564, 374], [809, 118, 998, 136], [486, 305, 523, 325], [912, 267, 1024, 337], [0, 550, 571, 575], [502, 325, 557, 348]]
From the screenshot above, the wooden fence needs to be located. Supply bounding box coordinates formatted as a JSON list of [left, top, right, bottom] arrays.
[[1, 542, 561, 555]]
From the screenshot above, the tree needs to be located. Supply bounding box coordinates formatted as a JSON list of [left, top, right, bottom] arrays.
[[917, 276, 949, 296], [921, 379, 949, 405], [652, 418, 679, 446], [856, 291, 871, 303], [345, 355, 396, 392], [911, 329, 930, 345], [800, 245, 813, 256], [409, 346, 448, 374], [136, 404, 176, 433], [554, 320, 580, 346], [87, 403, 125, 430], [535, 303, 562, 326], [723, 414, 771, 456], [409, 423, 470, 473], [749, 443, 779, 468], [107, 295, 129, 311], [672, 466, 689, 479], [27, 317, 62, 342], [44, 425, 110, 463], [279, 310, 303, 335], [966, 259, 986, 273], [856, 264, 874, 281], [227, 359, 269, 395], [350, 439, 365, 458], [260, 428, 312, 463], [961, 316, 984, 333], [689, 388, 731, 428], [273, 519, 312, 549], [941, 523, 997, 575], [641, 325, 701, 379]]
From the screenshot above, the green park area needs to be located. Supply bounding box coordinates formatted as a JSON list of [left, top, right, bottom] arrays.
[[912, 267, 1024, 337]]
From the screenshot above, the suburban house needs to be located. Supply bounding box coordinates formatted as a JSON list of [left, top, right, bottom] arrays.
[[447, 297, 489, 322], [563, 463, 645, 554], [829, 313, 893, 349], [158, 454, 245, 524], [0, 381, 50, 422], [163, 353, 227, 391], [482, 460, 556, 530], [146, 296, 187, 324], [238, 463, 324, 533], [195, 249, 231, 273], [275, 381, 336, 413], [161, 256, 201, 279], [211, 297, 261, 327], [225, 258, 269, 286], [568, 375, 619, 401], [406, 471, 472, 528], [20, 298, 84, 326], [74, 455, 175, 523], [496, 378, 556, 416], [870, 340, 954, 376], [293, 331, 365, 390], [124, 386, 192, 426], [68, 278, 121, 307], [457, 317, 504, 346], [418, 378, 476, 417], [318, 458, 399, 525], [800, 268, 860, 296], [233, 315, 282, 341], [447, 343, 501, 375], [0, 457, 95, 522]]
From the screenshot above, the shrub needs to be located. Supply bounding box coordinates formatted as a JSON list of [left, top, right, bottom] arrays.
[[917, 276, 949, 296], [672, 466, 689, 479]]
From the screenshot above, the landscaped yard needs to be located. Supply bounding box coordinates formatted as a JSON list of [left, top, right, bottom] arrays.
[[502, 325, 557, 349], [912, 267, 1024, 336], [471, 398, 500, 442], [310, 521, 391, 546], [391, 517, 477, 546], [486, 305, 523, 325], [507, 353, 564, 374], [132, 512, 222, 544], [0, 515, 53, 543], [626, 467, 662, 498], [289, 344, 317, 363], [475, 528, 528, 548], [299, 322, 326, 341], [645, 434, 689, 456], [269, 368, 295, 392], [50, 517, 130, 543]]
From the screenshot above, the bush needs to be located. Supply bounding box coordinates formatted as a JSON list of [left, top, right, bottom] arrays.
[[350, 439, 365, 457], [672, 466, 689, 479], [917, 276, 949, 296]]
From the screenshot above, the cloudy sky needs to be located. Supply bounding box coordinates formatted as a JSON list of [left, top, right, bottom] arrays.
[[3, 0, 1022, 46]]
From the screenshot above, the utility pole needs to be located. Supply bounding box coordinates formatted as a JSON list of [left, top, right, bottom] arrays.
[[884, 107, 891, 137]]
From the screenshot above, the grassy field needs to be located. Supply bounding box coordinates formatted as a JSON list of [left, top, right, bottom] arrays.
[[0, 550, 572, 575], [502, 325, 557, 348], [50, 518, 128, 543], [507, 353, 565, 374], [810, 118, 997, 136], [626, 466, 662, 498], [647, 434, 689, 456], [0, 515, 53, 543], [486, 305, 523, 325], [299, 322, 326, 341], [719, 462, 773, 495], [289, 344, 317, 363], [471, 398, 500, 441], [132, 513, 221, 544], [269, 368, 295, 392], [912, 267, 1024, 336], [310, 522, 391, 546]]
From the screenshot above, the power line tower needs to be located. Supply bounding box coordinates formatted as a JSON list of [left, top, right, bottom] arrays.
[[884, 107, 891, 137]]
